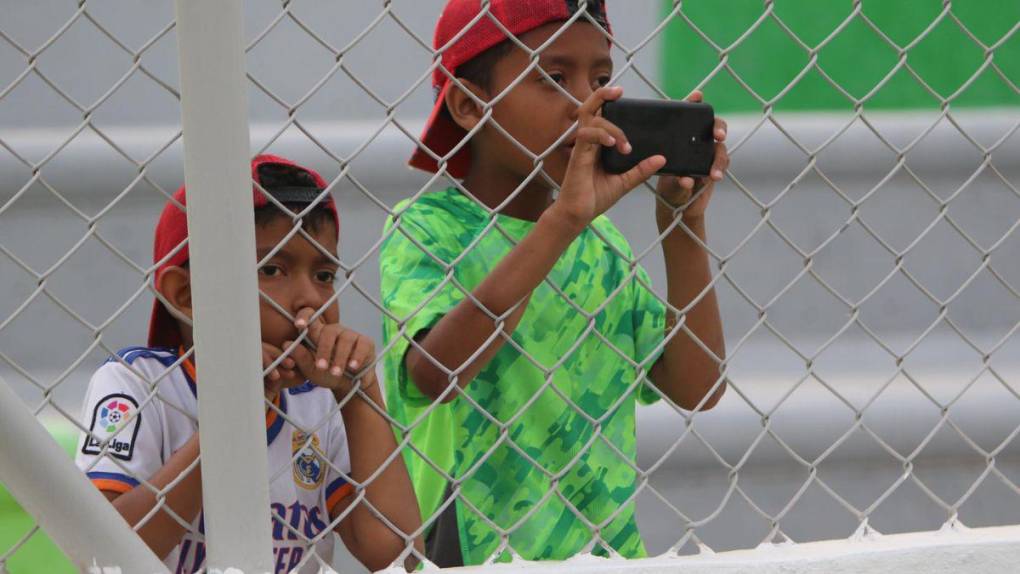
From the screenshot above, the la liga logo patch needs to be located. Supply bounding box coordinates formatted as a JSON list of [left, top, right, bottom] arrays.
[[82, 393, 141, 461], [100, 398, 132, 432]]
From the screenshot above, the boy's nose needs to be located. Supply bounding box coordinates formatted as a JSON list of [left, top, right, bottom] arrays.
[[292, 276, 325, 314], [568, 97, 585, 122], [568, 87, 594, 121]]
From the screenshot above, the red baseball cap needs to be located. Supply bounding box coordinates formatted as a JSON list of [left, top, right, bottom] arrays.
[[148, 154, 338, 348], [408, 0, 611, 179]]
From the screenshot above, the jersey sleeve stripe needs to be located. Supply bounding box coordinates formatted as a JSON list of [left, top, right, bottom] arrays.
[[87, 471, 140, 494], [91, 479, 134, 494], [265, 391, 287, 445], [325, 478, 354, 512], [180, 350, 198, 397]]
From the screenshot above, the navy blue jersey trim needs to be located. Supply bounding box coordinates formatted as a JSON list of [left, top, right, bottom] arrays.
[[86, 471, 141, 487], [106, 346, 195, 397], [288, 382, 316, 395], [106, 346, 179, 367], [325, 476, 350, 501]]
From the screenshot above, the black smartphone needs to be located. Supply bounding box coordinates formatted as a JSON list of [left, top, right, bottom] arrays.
[[600, 98, 716, 177]]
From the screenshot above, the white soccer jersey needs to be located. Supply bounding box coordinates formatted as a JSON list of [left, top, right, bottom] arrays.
[[74, 346, 354, 574]]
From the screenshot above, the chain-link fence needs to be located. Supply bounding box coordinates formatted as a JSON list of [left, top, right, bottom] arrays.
[[1, 1, 183, 571], [1, 1, 1019, 573]]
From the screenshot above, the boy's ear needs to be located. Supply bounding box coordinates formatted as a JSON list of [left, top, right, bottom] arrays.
[[445, 78, 488, 132], [156, 266, 193, 321]]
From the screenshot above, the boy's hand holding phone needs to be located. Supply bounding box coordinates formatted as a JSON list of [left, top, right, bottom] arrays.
[[651, 91, 729, 222], [597, 90, 729, 221], [552, 86, 667, 232]]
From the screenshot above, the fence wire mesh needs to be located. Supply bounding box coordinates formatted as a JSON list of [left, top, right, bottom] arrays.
[[1, 1, 1019, 573]]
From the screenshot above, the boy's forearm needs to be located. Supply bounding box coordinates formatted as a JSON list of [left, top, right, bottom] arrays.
[[337, 380, 423, 569], [651, 210, 726, 410], [108, 433, 203, 560], [409, 206, 584, 400]]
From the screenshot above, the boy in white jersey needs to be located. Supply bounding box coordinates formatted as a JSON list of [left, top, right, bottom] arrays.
[[75, 155, 422, 573]]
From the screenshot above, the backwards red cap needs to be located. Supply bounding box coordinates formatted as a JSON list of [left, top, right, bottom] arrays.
[[409, 0, 610, 179], [148, 154, 337, 348]]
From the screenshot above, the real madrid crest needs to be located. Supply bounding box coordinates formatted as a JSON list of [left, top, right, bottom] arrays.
[[292, 430, 326, 490]]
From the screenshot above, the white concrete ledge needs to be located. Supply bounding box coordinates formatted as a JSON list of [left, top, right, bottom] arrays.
[[1, 110, 1014, 203], [428, 524, 1020, 574]]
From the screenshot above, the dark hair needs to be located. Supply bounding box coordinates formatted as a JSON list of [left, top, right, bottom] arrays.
[[253, 202, 336, 234], [256, 162, 321, 191], [252, 162, 336, 233], [453, 39, 515, 94]]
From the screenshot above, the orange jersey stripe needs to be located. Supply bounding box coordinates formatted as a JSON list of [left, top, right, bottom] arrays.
[[326, 483, 355, 512], [265, 393, 281, 428], [92, 478, 134, 494]]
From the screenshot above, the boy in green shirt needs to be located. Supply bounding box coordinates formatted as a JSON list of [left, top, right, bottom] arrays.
[[380, 0, 730, 566]]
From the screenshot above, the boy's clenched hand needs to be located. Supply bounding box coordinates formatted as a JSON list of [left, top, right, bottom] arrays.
[[284, 307, 376, 394], [261, 342, 298, 399]]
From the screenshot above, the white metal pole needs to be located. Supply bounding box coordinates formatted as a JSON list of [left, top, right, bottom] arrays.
[[172, 0, 275, 572], [0, 376, 167, 573]]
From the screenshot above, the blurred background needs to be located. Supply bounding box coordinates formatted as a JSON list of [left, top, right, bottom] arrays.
[[1, 1, 1018, 572]]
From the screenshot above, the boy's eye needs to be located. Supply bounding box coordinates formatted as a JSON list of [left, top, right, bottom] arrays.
[[544, 72, 566, 86], [596, 75, 611, 87], [315, 270, 338, 284], [259, 265, 282, 277]]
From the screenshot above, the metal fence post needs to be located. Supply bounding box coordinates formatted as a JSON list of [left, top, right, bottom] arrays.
[[0, 376, 167, 573], [173, 0, 275, 571]]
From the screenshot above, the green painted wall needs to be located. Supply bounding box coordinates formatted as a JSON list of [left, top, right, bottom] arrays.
[[660, 0, 1020, 113], [0, 424, 77, 574]]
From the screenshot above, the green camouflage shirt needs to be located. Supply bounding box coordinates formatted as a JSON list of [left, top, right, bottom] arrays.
[[380, 188, 666, 564]]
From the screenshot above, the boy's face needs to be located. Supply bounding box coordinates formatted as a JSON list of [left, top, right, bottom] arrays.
[[478, 21, 612, 187], [255, 215, 340, 350]]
